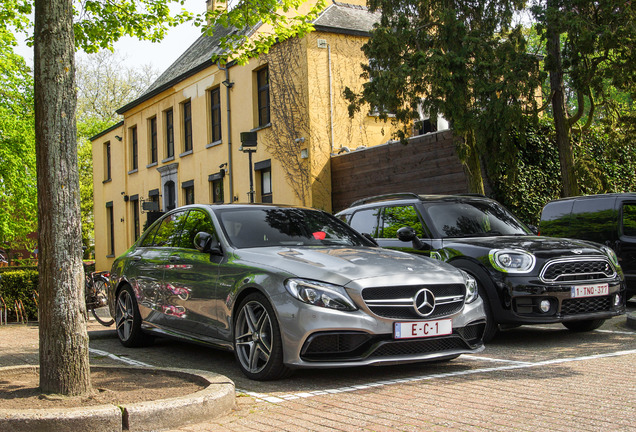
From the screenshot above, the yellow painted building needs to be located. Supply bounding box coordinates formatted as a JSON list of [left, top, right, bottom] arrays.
[[91, 0, 401, 270]]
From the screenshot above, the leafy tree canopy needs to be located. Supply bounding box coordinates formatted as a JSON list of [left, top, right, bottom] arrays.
[[201, 0, 327, 65], [0, 20, 36, 248], [346, 0, 544, 193]]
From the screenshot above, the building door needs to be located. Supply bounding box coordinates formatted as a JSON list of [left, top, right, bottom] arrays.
[[165, 181, 176, 211]]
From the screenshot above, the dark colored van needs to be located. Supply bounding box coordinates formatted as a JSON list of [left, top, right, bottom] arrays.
[[540, 193, 636, 299]]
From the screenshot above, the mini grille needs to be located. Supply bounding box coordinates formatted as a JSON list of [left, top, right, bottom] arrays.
[[370, 336, 468, 357], [541, 259, 614, 283], [361, 284, 465, 320], [561, 296, 611, 315]]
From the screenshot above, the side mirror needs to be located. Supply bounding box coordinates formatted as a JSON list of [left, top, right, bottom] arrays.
[[194, 232, 222, 255], [397, 226, 428, 250]]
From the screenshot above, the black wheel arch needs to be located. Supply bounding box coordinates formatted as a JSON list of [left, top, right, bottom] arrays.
[[447, 257, 502, 313]]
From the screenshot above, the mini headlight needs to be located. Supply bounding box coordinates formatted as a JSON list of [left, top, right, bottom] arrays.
[[285, 279, 357, 311], [462, 272, 478, 304], [599, 245, 620, 269], [489, 249, 536, 273]]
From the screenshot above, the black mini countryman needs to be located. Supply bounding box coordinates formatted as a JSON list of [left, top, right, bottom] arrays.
[[336, 193, 627, 341]]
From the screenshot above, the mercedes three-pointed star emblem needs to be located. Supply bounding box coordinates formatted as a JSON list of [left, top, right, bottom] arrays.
[[413, 288, 436, 317]]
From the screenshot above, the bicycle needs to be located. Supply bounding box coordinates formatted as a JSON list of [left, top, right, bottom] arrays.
[[85, 268, 114, 326]]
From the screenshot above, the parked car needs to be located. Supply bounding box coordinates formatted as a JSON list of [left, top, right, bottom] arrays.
[[540, 193, 636, 299], [336, 193, 627, 342], [107, 204, 486, 380]]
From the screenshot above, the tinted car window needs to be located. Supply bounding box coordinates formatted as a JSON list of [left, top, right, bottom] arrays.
[[349, 208, 380, 237], [218, 208, 371, 248], [425, 201, 529, 238], [139, 222, 161, 247], [381, 205, 425, 238], [174, 210, 217, 249], [622, 203, 636, 237], [569, 197, 617, 243], [152, 211, 188, 247], [539, 200, 573, 237]]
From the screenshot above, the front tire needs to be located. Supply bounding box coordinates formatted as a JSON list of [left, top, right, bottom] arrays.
[[115, 285, 148, 347], [562, 319, 605, 332], [234, 293, 290, 381]]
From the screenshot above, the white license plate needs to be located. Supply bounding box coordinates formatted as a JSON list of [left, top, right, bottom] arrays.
[[571, 283, 609, 298], [394, 319, 452, 339]]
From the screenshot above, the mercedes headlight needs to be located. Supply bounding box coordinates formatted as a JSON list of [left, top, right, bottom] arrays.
[[285, 279, 357, 311], [489, 249, 536, 273], [599, 245, 620, 269], [461, 271, 478, 304]]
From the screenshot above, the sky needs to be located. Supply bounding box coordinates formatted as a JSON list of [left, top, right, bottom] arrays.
[[109, 0, 205, 73], [15, 0, 206, 74]]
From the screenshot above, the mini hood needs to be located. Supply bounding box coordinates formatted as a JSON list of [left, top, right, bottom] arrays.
[[446, 235, 605, 260]]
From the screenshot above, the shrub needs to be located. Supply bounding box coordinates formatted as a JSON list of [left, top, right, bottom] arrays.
[[488, 119, 636, 226], [0, 270, 38, 321]]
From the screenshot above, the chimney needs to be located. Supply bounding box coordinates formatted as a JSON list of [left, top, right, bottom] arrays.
[[205, 0, 227, 12], [207, 0, 227, 22]]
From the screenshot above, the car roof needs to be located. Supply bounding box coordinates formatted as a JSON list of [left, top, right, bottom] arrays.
[[163, 202, 323, 215], [545, 193, 636, 205], [343, 193, 494, 210]]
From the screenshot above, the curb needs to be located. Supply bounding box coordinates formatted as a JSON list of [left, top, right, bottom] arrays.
[[627, 311, 636, 330], [0, 365, 235, 432]]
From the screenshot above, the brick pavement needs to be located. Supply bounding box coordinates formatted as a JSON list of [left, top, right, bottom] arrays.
[[1, 318, 635, 432], [172, 350, 635, 432]]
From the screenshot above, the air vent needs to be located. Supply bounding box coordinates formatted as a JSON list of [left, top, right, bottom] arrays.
[[317, 39, 327, 49]]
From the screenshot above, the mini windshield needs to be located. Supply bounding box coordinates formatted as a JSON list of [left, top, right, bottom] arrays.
[[425, 201, 531, 238], [217, 207, 373, 248]]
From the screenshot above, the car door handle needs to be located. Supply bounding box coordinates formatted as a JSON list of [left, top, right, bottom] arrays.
[[131, 256, 141, 261]]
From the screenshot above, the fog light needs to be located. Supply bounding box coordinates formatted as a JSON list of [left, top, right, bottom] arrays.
[[539, 299, 551, 313], [614, 294, 622, 306]]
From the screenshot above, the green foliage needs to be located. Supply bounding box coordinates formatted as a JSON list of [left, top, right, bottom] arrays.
[[201, 0, 327, 65], [347, 0, 543, 193], [0, 265, 37, 273], [489, 119, 636, 226], [0, 23, 36, 247], [0, 269, 38, 320]]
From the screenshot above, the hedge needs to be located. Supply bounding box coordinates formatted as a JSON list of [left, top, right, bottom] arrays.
[[0, 270, 39, 321]]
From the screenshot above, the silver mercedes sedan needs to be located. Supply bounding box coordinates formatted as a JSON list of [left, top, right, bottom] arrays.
[[108, 204, 486, 380]]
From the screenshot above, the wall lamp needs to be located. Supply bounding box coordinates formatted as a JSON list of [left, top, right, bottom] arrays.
[[222, 80, 234, 88], [115, 135, 122, 141]]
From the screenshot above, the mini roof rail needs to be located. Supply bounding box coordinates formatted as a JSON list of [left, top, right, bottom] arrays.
[[455, 193, 488, 198], [350, 193, 420, 207]]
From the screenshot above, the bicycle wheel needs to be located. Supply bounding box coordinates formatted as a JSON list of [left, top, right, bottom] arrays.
[[91, 278, 114, 326]]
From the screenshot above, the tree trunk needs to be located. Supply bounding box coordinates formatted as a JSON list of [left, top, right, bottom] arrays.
[[546, 1, 580, 198], [34, 0, 91, 395], [462, 129, 485, 195]]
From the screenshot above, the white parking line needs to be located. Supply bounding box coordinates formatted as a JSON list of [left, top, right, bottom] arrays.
[[594, 329, 636, 335], [89, 346, 636, 404], [89, 347, 153, 367], [531, 325, 636, 335], [462, 354, 533, 365], [243, 349, 636, 403]]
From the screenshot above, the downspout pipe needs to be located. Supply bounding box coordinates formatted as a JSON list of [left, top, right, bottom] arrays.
[[218, 63, 234, 202], [328, 44, 334, 154]]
